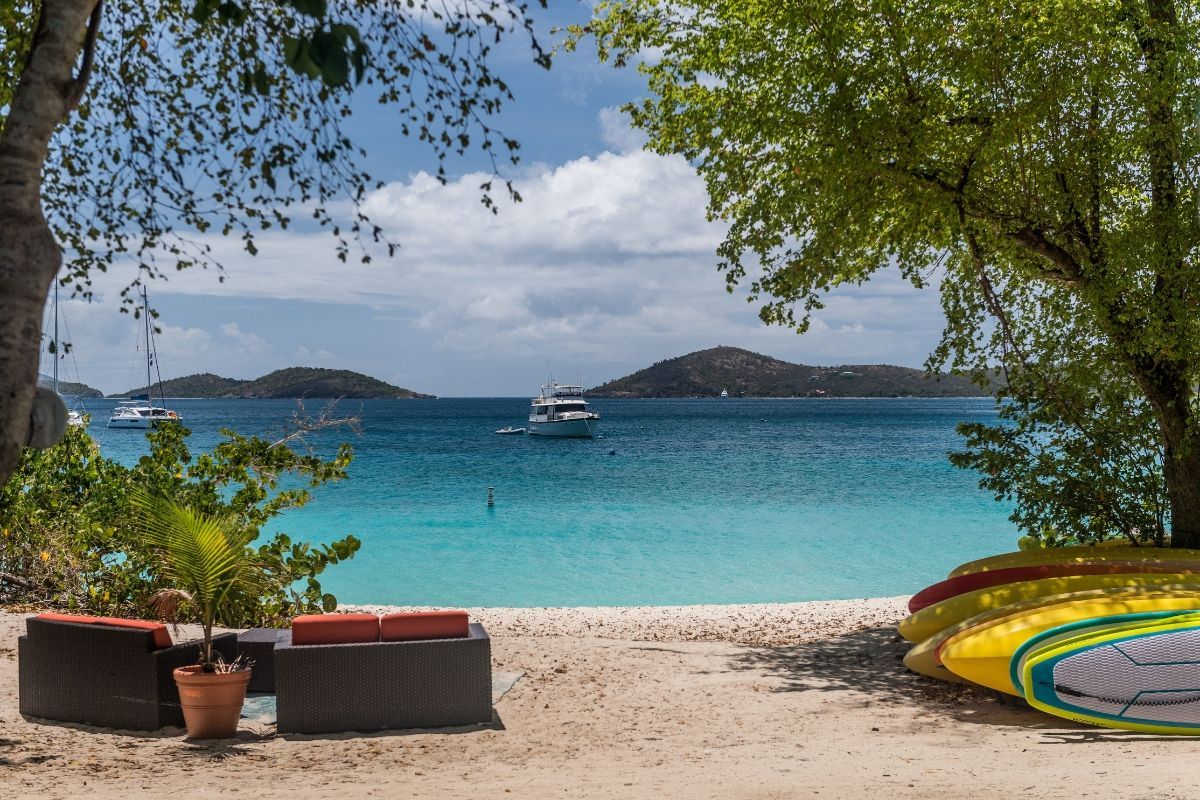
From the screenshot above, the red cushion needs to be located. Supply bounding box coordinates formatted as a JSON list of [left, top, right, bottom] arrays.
[[35, 613, 97, 625], [94, 617, 173, 649], [291, 613, 380, 645], [380, 611, 469, 642]]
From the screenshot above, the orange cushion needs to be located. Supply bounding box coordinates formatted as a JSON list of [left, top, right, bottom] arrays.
[[35, 613, 97, 625], [291, 613, 380, 645], [94, 617, 173, 649], [380, 611, 469, 642]]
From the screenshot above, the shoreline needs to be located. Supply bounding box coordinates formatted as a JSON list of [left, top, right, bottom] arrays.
[[345, 596, 911, 646]]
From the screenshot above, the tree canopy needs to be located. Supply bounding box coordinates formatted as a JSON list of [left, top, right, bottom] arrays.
[[0, 0, 547, 486], [574, 0, 1200, 546]]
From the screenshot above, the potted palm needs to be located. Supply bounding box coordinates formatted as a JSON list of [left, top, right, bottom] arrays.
[[133, 492, 263, 739]]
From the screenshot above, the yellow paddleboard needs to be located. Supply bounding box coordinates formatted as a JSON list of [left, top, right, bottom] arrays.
[[948, 546, 1200, 578], [939, 594, 1200, 695], [899, 573, 1200, 643], [901, 588, 1191, 684]]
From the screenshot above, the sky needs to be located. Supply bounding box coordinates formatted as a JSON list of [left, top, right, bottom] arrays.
[[49, 3, 947, 398]]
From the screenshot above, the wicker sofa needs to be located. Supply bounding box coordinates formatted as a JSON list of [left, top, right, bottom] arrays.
[[18, 614, 237, 731], [274, 612, 493, 734]]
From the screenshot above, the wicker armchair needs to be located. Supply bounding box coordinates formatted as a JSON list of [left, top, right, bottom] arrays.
[[274, 622, 493, 734], [18, 616, 238, 731]]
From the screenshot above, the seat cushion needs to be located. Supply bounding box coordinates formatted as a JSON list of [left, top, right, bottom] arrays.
[[291, 613, 380, 645], [380, 611, 470, 642], [94, 617, 173, 649]]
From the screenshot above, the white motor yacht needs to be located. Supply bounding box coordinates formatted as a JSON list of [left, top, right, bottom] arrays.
[[528, 383, 599, 438]]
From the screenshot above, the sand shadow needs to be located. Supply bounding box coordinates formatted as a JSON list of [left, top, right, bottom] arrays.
[[728, 626, 1076, 730], [0, 735, 57, 767]]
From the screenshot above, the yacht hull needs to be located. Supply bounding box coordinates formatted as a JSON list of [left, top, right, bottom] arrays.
[[528, 418, 597, 438], [107, 417, 156, 429]]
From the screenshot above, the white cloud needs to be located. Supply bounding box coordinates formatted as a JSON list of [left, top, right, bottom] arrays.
[[69, 143, 947, 395], [597, 106, 649, 153]]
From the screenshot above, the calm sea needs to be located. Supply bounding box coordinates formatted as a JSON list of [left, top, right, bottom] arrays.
[[82, 397, 1015, 606]]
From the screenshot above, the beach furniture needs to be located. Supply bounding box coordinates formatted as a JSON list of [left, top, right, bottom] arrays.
[[18, 613, 237, 730], [274, 611, 493, 734]]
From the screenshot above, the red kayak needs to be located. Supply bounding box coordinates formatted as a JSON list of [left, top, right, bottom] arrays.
[[908, 560, 1200, 613]]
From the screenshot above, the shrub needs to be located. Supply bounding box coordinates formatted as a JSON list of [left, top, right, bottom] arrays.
[[0, 417, 360, 625]]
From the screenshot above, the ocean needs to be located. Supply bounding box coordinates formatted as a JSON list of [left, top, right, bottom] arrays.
[[83, 396, 1016, 606]]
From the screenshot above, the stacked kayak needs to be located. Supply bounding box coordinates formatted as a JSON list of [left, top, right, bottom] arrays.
[[901, 545, 1200, 734]]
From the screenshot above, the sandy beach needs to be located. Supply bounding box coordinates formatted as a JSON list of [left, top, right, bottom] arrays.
[[3, 598, 1199, 799]]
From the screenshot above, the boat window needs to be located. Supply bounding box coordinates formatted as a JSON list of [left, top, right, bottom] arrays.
[[557, 403, 586, 413]]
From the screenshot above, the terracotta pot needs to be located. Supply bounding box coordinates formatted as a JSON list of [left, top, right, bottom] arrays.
[[173, 665, 252, 739]]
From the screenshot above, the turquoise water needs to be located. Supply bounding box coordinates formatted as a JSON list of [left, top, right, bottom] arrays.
[[83, 397, 1016, 606]]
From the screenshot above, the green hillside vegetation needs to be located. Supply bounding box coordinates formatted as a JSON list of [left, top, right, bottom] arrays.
[[588, 346, 989, 398], [118, 367, 434, 399], [37, 374, 103, 398]]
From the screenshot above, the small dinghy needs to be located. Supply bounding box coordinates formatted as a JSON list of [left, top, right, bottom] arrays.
[[494, 426, 527, 435]]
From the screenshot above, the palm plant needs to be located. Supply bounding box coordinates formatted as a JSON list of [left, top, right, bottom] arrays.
[[132, 492, 264, 668]]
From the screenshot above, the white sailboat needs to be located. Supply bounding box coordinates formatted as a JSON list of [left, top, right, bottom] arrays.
[[108, 288, 181, 429], [46, 283, 86, 427]]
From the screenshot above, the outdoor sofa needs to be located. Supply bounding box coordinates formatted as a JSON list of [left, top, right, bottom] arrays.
[[18, 613, 238, 730], [273, 611, 493, 734]]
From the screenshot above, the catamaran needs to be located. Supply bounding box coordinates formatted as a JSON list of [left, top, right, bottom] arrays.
[[108, 288, 181, 429], [528, 383, 599, 437]]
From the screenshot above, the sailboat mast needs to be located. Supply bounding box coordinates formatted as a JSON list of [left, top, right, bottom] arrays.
[[52, 282, 59, 394], [143, 287, 152, 400]]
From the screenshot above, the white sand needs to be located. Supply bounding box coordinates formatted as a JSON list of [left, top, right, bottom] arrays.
[[3, 598, 1200, 799]]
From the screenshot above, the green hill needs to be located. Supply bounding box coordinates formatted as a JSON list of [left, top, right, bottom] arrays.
[[117, 367, 435, 399], [587, 346, 989, 398], [38, 373, 103, 398]]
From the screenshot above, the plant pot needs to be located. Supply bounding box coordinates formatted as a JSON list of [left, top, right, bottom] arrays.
[[173, 665, 252, 739]]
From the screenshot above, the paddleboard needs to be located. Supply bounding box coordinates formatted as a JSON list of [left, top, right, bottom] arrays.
[[1023, 617, 1200, 734], [948, 546, 1200, 578], [1009, 612, 1200, 694], [899, 573, 1200, 643], [939, 596, 1200, 695], [904, 590, 1200, 684], [909, 561, 1200, 613]]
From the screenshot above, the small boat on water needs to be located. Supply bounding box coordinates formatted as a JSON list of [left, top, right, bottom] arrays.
[[720, 388, 729, 398], [529, 383, 599, 438], [494, 426, 527, 435]]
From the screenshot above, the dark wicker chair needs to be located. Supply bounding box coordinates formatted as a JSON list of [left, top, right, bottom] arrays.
[[274, 622, 493, 734], [18, 616, 238, 731]]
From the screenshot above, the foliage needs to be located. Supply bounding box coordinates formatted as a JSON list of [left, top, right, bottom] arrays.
[[572, 1, 1200, 544], [0, 418, 360, 625], [0, 0, 550, 310], [134, 492, 266, 666]]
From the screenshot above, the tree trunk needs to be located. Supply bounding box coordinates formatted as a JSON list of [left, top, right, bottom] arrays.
[[1135, 360, 1200, 549], [0, 1, 99, 488], [1162, 443, 1200, 549]]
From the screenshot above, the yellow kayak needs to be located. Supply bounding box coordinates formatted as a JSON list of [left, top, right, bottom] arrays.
[[899, 573, 1200, 643], [939, 594, 1200, 695], [948, 546, 1200, 578], [901, 587, 1189, 684]]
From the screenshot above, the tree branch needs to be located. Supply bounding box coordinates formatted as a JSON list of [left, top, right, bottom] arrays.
[[65, 0, 103, 111]]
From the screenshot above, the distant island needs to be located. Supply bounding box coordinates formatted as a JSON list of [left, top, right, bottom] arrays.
[[115, 367, 435, 399], [587, 346, 989, 398], [38, 373, 104, 398]]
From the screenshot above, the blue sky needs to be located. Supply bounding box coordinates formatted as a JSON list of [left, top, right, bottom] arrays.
[[53, 3, 946, 397]]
